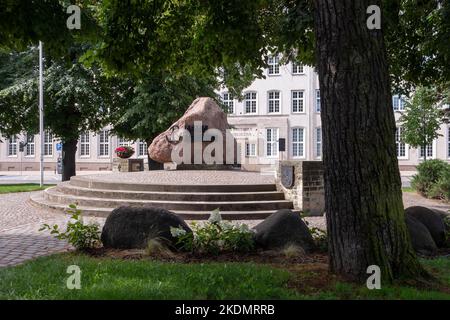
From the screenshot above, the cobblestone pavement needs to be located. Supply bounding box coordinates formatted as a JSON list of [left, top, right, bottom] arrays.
[[0, 190, 448, 268], [0, 192, 105, 268]]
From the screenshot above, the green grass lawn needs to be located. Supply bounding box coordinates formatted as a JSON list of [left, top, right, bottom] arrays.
[[402, 187, 415, 193], [0, 253, 448, 300], [0, 184, 54, 194]]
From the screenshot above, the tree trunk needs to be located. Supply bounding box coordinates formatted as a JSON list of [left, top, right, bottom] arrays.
[[62, 139, 78, 182], [313, 0, 426, 281], [145, 138, 164, 170]]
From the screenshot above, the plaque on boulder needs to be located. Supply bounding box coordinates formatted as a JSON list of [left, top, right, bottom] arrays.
[[148, 97, 238, 166], [281, 165, 294, 188]]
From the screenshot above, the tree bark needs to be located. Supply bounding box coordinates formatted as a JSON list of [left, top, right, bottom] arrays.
[[145, 138, 164, 170], [313, 0, 426, 281], [62, 139, 78, 182]]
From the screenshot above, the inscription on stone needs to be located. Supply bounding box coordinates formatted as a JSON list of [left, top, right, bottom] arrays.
[[281, 165, 294, 189]]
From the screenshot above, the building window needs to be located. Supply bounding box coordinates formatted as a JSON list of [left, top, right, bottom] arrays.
[[266, 128, 279, 157], [292, 62, 304, 74], [25, 134, 35, 156], [222, 92, 234, 114], [8, 135, 18, 156], [315, 90, 321, 112], [268, 91, 281, 113], [267, 55, 280, 75], [420, 144, 434, 159], [393, 95, 406, 111], [395, 127, 407, 158], [118, 137, 131, 147], [316, 128, 322, 158], [245, 142, 256, 157], [44, 131, 53, 156], [99, 130, 109, 157], [138, 140, 148, 157], [79, 132, 90, 157], [244, 92, 257, 114], [292, 128, 305, 158], [292, 90, 304, 113]]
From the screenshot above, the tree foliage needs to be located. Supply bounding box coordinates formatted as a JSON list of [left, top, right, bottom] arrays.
[[110, 72, 218, 143], [399, 86, 445, 159]]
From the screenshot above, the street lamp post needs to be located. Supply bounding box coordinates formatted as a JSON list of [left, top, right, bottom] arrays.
[[39, 41, 44, 187]]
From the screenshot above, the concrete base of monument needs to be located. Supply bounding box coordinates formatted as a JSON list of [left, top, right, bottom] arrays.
[[30, 170, 297, 220]]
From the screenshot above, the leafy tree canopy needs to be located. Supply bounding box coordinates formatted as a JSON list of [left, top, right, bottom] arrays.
[[399, 86, 446, 154]]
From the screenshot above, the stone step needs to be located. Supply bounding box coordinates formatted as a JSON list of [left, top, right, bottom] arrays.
[[56, 182, 285, 201], [43, 187, 294, 211], [30, 192, 288, 219], [69, 176, 277, 192]]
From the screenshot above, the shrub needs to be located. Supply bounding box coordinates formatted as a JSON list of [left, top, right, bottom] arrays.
[[171, 209, 255, 255], [39, 204, 101, 250], [300, 212, 328, 252], [411, 159, 450, 200]]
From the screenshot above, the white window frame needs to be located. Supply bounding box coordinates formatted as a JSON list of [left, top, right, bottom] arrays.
[[245, 142, 257, 157], [118, 137, 132, 147], [79, 132, 90, 157], [291, 90, 305, 113], [267, 55, 280, 75], [222, 92, 234, 114], [244, 91, 257, 114], [7, 135, 18, 157], [395, 127, 408, 159], [98, 130, 110, 157], [138, 140, 148, 157], [267, 90, 281, 114], [266, 128, 279, 158], [315, 127, 322, 159], [292, 127, 306, 159], [292, 62, 304, 74], [25, 134, 35, 157], [393, 95, 406, 111], [419, 141, 437, 160], [315, 90, 321, 113], [44, 130, 53, 157]]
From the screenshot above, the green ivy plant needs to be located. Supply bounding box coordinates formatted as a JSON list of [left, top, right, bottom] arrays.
[[171, 209, 255, 255], [39, 204, 101, 251]]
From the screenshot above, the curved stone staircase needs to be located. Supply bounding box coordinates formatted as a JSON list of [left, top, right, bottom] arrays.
[[31, 172, 295, 220]]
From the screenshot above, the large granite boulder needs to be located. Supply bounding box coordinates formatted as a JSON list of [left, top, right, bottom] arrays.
[[253, 209, 315, 252], [148, 97, 237, 165], [405, 206, 446, 247], [405, 214, 438, 256], [101, 207, 192, 249]]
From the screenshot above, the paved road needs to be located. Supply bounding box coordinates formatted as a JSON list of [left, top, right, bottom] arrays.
[[0, 171, 110, 185]]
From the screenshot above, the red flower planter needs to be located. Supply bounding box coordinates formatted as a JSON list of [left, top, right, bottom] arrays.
[[115, 146, 135, 159]]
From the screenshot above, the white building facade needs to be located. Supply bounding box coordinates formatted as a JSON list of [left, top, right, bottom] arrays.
[[221, 57, 450, 171], [1, 56, 449, 172]]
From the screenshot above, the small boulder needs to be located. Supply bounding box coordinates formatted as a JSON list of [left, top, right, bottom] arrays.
[[101, 207, 192, 249], [253, 209, 315, 252], [405, 214, 438, 256], [405, 206, 446, 247]]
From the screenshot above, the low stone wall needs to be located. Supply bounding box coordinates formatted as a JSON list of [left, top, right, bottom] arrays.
[[275, 160, 325, 216], [113, 158, 144, 172]]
